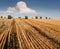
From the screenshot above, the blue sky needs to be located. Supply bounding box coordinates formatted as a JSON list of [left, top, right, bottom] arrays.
[[0, 0, 60, 18]]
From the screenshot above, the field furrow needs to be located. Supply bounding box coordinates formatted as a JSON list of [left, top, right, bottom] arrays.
[[0, 18, 60, 49]]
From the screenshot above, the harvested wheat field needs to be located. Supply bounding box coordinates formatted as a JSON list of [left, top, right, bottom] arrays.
[[0, 18, 60, 49]]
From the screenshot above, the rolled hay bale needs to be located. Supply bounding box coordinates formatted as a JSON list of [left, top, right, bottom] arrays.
[[18, 17, 21, 18], [25, 16, 28, 19], [1, 16, 3, 18], [45, 17, 47, 19], [40, 16, 42, 19], [35, 16, 38, 19], [8, 15, 13, 19], [49, 17, 51, 19]]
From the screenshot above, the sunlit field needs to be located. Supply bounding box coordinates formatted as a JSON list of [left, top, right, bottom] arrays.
[[0, 18, 60, 49]]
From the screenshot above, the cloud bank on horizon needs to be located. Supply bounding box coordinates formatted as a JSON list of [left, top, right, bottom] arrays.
[[0, 1, 37, 14]]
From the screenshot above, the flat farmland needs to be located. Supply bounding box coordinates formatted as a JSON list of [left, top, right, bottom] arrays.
[[0, 18, 60, 49]]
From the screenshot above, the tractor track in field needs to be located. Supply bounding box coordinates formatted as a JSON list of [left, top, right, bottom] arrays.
[[22, 19, 60, 48], [25, 29, 51, 49], [3, 19, 20, 49], [0, 19, 60, 49], [16, 19, 59, 49], [0, 19, 12, 49]]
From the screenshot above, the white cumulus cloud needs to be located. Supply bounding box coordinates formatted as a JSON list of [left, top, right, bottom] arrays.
[[0, 1, 37, 14], [7, 7, 16, 13], [16, 1, 36, 13]]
